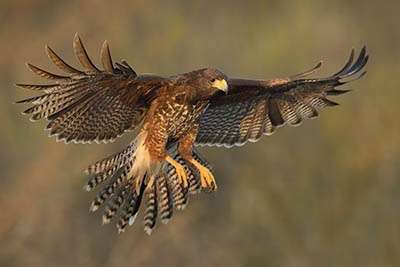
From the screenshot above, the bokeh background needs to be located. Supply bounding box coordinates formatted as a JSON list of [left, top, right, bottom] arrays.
[[1, 0, 399, 266]]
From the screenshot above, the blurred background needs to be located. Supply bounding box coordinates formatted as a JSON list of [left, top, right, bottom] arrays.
[[1, 0, 399, 266]]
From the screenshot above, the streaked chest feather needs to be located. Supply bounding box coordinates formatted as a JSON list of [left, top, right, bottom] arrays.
[[159, 99, 208, 139]]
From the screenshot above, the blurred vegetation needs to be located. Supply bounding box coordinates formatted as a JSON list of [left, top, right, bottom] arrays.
[[1, 0, 399, 266]]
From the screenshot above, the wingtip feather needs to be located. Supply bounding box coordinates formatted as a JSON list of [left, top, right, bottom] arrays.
[[101, 40, 115, 73], [73, 33, 100, 72], [46, 44, 84, 75], [288, 60, 323, 80], [74, 32, 80, 41]]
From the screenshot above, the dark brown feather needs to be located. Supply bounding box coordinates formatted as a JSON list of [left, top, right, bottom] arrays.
[[46, 45, 84, 75], [26, 63, 70, 81], [100, 41, 115, 74], [196, 47, 368, 147], [73, 33, 100, 72], [17, 34, 166, 143], [143, 184, 158, 235], [16, 36, 368, 235], [156, 174, 173, 224]]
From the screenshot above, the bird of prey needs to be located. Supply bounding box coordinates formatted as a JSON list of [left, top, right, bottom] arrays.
[[16, 33, 368, 234]]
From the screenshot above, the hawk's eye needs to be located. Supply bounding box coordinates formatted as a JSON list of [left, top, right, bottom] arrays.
[[210, 78, 216, 82]]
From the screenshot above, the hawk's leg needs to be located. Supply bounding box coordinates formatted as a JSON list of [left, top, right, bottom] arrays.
[[178, 124, 217, 191], [143, 119, 188, 189], [188, 158, 217, 191], [165, 155, 188, 188]]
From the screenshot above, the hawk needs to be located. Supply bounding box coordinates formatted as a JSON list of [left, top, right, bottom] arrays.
[[17, 34, 368, 234]]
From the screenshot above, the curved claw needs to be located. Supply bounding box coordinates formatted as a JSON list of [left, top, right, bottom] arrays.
[[190, 159, 217, 191]]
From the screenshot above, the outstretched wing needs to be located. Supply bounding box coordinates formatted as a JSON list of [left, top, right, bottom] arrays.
[[196, 47, 368, 147], [17, 33, 166, 144]]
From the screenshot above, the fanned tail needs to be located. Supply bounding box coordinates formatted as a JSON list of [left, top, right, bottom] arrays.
[[85, 139, 212, 235]]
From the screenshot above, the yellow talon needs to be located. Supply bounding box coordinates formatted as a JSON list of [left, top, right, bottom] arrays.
[[166, 155, 188, 188], [190, 159, 217, 191]]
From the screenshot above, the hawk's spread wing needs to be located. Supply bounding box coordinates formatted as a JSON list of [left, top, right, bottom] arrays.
[[196, 47, 368, 147], [17, 34, 166, 144]]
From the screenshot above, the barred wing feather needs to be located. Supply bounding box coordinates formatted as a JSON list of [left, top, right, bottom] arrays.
[[16, 33, 164, 144], [196, 47, 368, 147]]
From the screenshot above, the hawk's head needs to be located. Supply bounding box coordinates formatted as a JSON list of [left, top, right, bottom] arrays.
[[181, 68, 228, 102]]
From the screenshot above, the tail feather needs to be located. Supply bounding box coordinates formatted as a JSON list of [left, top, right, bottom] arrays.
[[117, 182, 145, 234], [156, 174, 173, 224], [84, 163, 120, 192], [89, 160, 133, 212], [102, 179, 134, 224], [166, 163, 188, 210], [85, 143, 135, 175], [86, 139, 213, 233], [143, 184, 158, 235], [89, 182, 116, 212]]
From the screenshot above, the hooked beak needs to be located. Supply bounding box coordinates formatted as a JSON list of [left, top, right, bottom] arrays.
[[212, 79, 228, 94]]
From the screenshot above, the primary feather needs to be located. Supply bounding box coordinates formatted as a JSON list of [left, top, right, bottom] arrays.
[[16, 34, 368, 234]]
